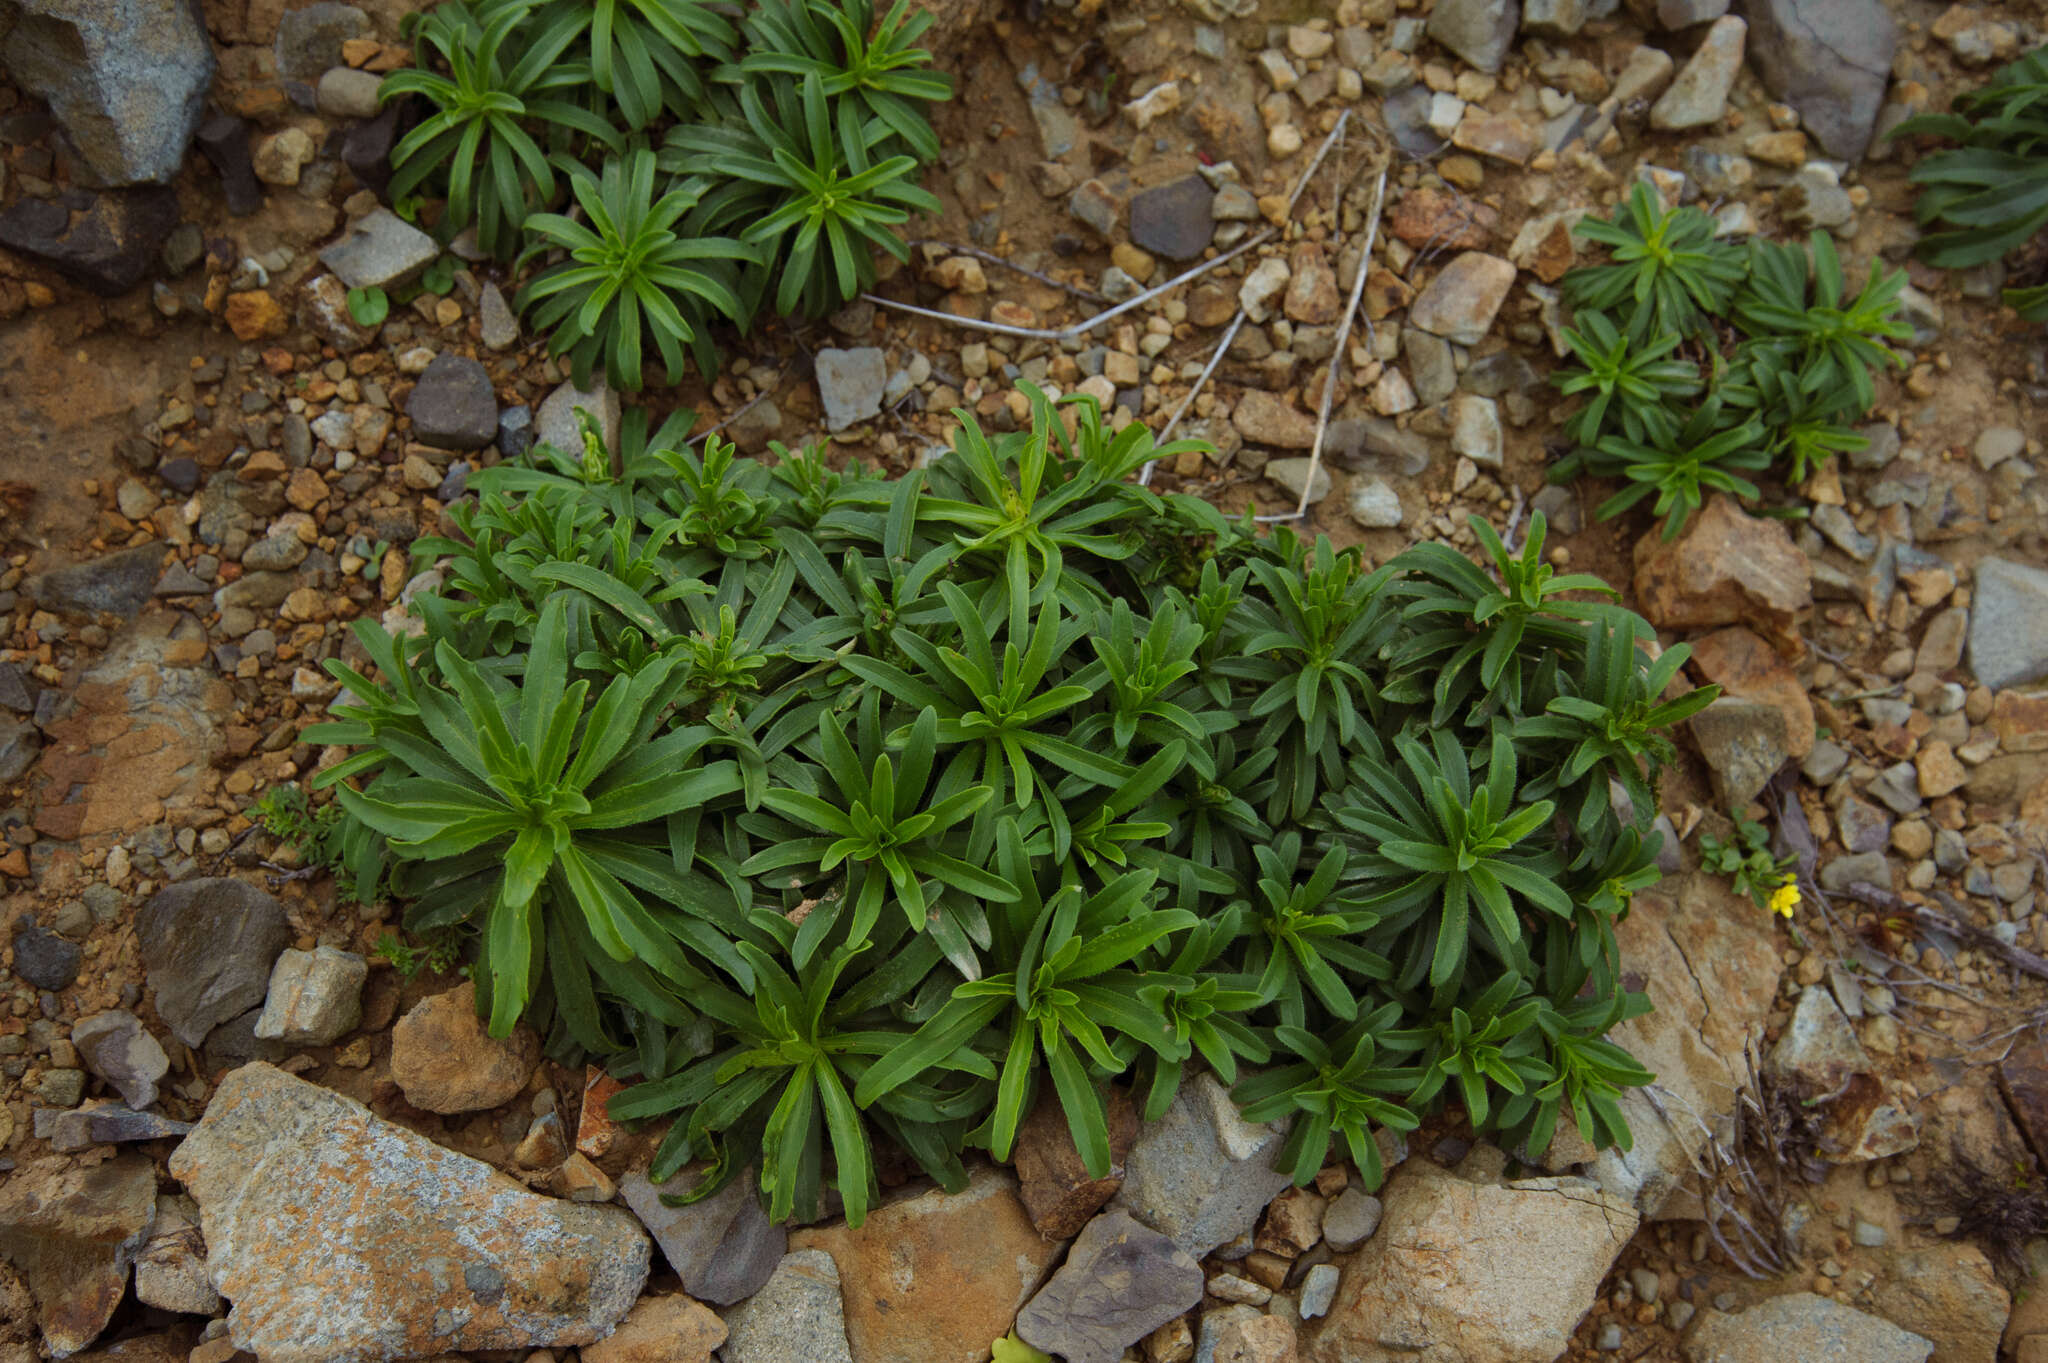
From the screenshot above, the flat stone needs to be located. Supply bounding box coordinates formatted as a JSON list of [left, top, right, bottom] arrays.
[[1016, 1209, 1204, 1363], [252, 946, 366, 1046], [1404, 331, 1458, 404], [26, 542, 167, 620], [137, 878, 294, 1048], [301, 273, 380, 353], [1742, 0, 1897, 161], [35, 1102, 193, 1153], [720, 1249, 853, 1363], [3, 0, 214, 185], [618, 1167, 784, 1306], [1239, 256, 1292, 323], [391, 980, 540, 1113], [1427, 0, 1517, 71], [0, 1153, 157, 1356], [1284, 243, 1341, 324], [1522, 0, 1587, 37], [1970, 558, 2048, 690], [1867, 1245, 2005, 1363], [319, 208, 439, 291], [1683, 1293, 1930, 1363], [1650, 16, 1746, 130], [1321, 1188, 1384, 1250], [1449, 393, 1502, 466], [792, 1167, 1063, 1363], [1111, 1073, 1295, 1257], [816, 347, 887, 432], [195, 114, 263, 216], [168, 1063, 648, 1363], [1233, 390, 1317, 449], [1308, 1161, 1635, 1363], [1408, 251, 1517, 346], [405, 354, 499, 451], [1265, 457, 1333, 504], [1130, 176, 1215, 261], [73, 1010, 170, 1109]]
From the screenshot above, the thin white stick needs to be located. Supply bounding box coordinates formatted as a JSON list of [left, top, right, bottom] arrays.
[[861, 229, 1273, 342], [1257, 165, 1388, 524]]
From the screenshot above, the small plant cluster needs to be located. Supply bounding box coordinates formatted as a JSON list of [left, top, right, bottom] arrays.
[[380, 0, 949, 389], [1548, 182, 1910, 538], [1892, 45, 2048, 321], [308, 393, 1711, 1226], [1697, 811, 1800, 918]]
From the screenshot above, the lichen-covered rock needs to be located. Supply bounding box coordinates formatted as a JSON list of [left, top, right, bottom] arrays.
[[167, 1063, 648, 1363]]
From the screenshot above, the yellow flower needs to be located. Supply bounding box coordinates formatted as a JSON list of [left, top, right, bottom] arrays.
[[1768, 881, 1801, 919]]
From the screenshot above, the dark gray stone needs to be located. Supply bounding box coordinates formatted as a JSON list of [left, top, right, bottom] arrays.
[[1111, 1073, 1293, 1256], [1015, 1210, 1204, 1363], [71, 1010, 169, 1109], [1428, 0, 1519, 72], [2, 0, 215, 186], [341, 101, 409, 200], [12, 924, 81, 991], [33, 1102, 193, 1153], [275, 2, 371, 82], [200, 1007, 299, 1073], [497, 405, 534, 461], [1971, 558, 2048, 691], [0, 716, 37, 784], [1129, 176, 1214, 262], [158, 456, 202, 495], [1739, 0, 1897, 161], [24, 542, 166, 620], [137, 877, 294, 1047], [1382, 84, 1448, 159], [620, 1168, 785, 1306], [195, 114, 264, 217], [0, 662, 33, 713], [405, 354, 499, 451], [1688, 697, 1790, 808], [0, 186, 182, 295]]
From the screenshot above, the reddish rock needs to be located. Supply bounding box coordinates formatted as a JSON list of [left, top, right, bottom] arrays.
[[1387, 186, 1497, 249], [1362, 267, 1415, 320], [581, 1294, 725, 1363], [1689, 626, 1815, 759], [1993, 691, 2048, 753], [790, 1167, 1063, 1363], [224, 290, 287, 341], [389, 980, 539, 1114], [0, 1153, 157, 1356], [1633, 496, 1811, 657], [1015, 1086, 1139, 1238], [577, 1066, 628, 1160]]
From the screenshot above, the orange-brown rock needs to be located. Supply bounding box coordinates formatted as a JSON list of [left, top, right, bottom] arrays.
[[790, 1167, 1063, 1363], [1015, 1086, 1139, 1238], [389, 980, 540, 1113], [580, 1293, 725, 1363], [1632, 496, 1811, 657], [1688, 626, 1815, 758], [168, 1064, 648, 1363], [224, 290, 287, 341], [1387, 186, 1497, 249], [0, 1153, 157, 1357]]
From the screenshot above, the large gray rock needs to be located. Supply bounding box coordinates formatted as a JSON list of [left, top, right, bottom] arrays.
[[0, 1153, 158, 1356], [1970, 557, 2048, 691], [168, 1063, 649, 1363], [405, 354, 499, 451], [72, 1010, 170, 1110], [1428, 0, 1519, 72], [720, 1249, 853, 1363], [1683, 1293, 1931, 1363], [1109, 1072, 1294, 1257], [137, 878, 294, 1048], [319, 208, 440, 291], [2, 0, 215, 185], [1015, 1210, 1203, 1363], [619, 1168, 784, 1306], [1739, 0, 1897, 161]]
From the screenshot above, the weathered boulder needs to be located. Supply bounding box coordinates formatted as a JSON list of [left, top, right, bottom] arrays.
[[1970, 558, 2048, 691], [1308, 1161, 1636, 1363], [1739, 0, 1897, 161], [1867, 1245, 2006, 1363], [791, 1167, 1063, 1363], [2, 0, 215, 185], [1683, 1292, 1931, 1362], [137, 877, 294, 1048], [0, 1153, 158, 1356], [581, 1293, 725, 1363], [167, 1063, 649, 1363], [0, 185, 180, 295]]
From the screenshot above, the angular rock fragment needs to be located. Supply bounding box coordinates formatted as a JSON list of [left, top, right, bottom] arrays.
[[1111, 1073, 1294, 1256], [0, 1153, 158, 1357], [618, 1167, 784, 1306], [137, 878, 294, 1048], [1015, 1210, 1204, 1363]]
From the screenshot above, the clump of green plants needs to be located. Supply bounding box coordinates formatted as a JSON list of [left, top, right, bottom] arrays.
[[1891, 46, 2048, 320], [254, 785, 357, 897], [380, 0, 952, 389], [1698, 811, 1800, 918], [1550, 182, 1909, 538], [307, 390, 1711, 1226]]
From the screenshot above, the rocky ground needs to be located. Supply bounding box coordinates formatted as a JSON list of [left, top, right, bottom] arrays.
[[5, 0, 2048, 1361]]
